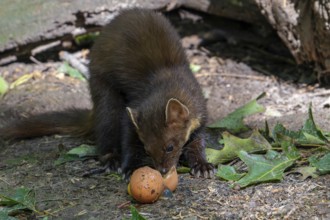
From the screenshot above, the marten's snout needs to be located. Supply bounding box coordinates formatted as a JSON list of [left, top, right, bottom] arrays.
[[160, 167, 169, 175], [154, 164, 170, 175]]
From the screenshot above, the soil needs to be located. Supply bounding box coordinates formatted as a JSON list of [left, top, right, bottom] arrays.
[[0, 10, 329, 220]]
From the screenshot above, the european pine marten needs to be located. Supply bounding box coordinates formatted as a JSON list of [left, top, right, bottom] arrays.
[[0, 9, 214, 179]]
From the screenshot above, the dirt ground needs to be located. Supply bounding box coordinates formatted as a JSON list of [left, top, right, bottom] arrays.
[[0, 11, 329, 219]]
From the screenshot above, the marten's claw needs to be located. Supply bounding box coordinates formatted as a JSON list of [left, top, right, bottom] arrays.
[[99, 153, 121, 172], [191, 162, 215, 178], [122, 170, 133, 183], [122, 175, 130, 183], [102, 160, 121, 173], [121, 166, 137, 182], [82, 161, 122, 177], [82, 167, 108, 177]]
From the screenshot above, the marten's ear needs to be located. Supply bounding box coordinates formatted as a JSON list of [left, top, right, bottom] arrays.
[[127, 107, 139, 129], [165, 98, 190, 127]]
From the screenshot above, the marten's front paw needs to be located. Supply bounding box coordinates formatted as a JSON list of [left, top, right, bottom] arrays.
[[99, 153, 121, 172], [83, 153, 121, 177], [190, 162, 215, 178], [121, 167, 135, 182]]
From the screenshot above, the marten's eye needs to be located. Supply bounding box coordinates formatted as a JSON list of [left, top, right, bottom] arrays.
[[166, 144, 174, 153]]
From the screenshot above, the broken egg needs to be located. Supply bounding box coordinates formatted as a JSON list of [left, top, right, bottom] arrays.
[[128, 166, 178, 203], [163, 166, 178, 192], [129, 166, 164, 203]]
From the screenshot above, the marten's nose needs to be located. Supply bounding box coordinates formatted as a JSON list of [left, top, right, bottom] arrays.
[[160, 167, 169, 175]]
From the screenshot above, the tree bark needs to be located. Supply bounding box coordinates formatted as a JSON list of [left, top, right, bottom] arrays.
[[170, 0, 330, 81], [255, 0, 330, 80]]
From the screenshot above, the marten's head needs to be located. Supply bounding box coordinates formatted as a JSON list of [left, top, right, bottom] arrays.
[[127, 98, 200, 174]]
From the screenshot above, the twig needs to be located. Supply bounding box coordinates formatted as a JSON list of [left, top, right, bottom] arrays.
[[38, 198, 79, 203], [40, 202, 77, 217], [59, 51, 90, 78], [29, 56, 43, 65], [117, 201, 131, 209], [220, 73, 268, 80], [194, 73, 218, 77], [309, 91, 330, 97], [82, 166, 107, 177], [31, 41, 61, 56], [0, 177, 10, 185], [0, 55, 17, 65], [195, 72, 268, 81], [189, 208, 209, 219], [251, 65, 274, 76]]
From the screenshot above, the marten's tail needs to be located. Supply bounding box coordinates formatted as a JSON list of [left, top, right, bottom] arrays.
[[0, 109, 93, 140]]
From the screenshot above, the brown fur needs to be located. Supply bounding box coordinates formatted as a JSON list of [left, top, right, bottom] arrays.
[[0, 9, 214, 178], [0, 109, 92, 140]]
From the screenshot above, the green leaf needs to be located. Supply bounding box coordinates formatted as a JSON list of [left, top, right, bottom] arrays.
[[0, 75, 9, 96], [58, 62, 85, 81], [309, 153, 330, 175], [216, 165, 245, 181], [272, 123, 326, 146], [0, 204, 27, 217], [0, 212, 18, 220], [54, 154, 81, 166], [208, 93, 266, 133], [107, 173, 122, 181], [277, 134, 300, 160], [272, 123, 299, 142], [67, 144, 97, 158], [235, 150, 297, 188], [74, 32, 99, 46], [286, 166, 318, 180], [206, 130, 272, 165], [324, 132, 330, 141], [189, 63, 201, 73], [302, 105, 328, 143], [259, 120, 271, 140], [0, 187, 37, 214], [177, 166, 190, 174], [272, 105, 328, 146], [130, 205, 147, 220], [9, 73, 34, 89], [55, 144, 97, 165]]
